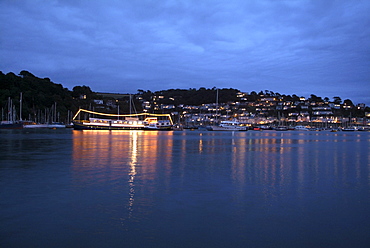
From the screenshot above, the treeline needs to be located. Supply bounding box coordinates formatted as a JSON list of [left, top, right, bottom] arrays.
[[138, 87, 239, 106], [0, 71, 91, 122], [0, 71, 242, 122], [0, 70, 368, 122]]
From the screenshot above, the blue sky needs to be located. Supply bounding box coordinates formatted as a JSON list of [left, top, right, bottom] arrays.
[[1, 0, 369, 105]]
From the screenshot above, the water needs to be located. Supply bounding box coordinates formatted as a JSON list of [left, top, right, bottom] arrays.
[[1, 129, 369, 248]]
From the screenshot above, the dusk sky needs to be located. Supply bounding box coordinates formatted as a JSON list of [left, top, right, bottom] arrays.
[[1, 0, 369, 105]]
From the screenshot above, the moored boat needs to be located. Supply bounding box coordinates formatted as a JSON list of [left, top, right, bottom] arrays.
[[208, 120, 247, 131], [341, 126, 356, 131], [294, 125, 309, 131], [143, 118, 173, 130], [274, 126, 288, 131], [72, 109, 173, 131], [0, 96, 24, 129], [24, 122, 66, 129], [0, 121, 23, 129]]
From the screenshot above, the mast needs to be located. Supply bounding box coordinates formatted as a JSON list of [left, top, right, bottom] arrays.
[[54, 102, 57, 123], [19, 92, 23, 121], [129, 94, 132, 115], [118, 103, 120, 120], [8, 97, 11, 122], [216, 88, 219, 122]]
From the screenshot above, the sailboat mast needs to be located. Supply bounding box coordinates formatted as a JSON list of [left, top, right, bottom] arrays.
[[54, 102, 57, 123], [118, 104, 120, 120], [129, 94, 132, 115], [8, 97, 11, 121], [216, 88, 219, 122], [19, 92, 22, 121]]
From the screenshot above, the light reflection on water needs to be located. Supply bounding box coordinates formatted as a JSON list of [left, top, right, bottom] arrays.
[[1, 129, 369, 247]]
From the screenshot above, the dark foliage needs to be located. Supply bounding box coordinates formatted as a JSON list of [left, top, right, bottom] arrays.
[[0, 71, 368, 122]]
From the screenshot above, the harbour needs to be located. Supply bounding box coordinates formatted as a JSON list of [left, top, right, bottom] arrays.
[[1, 129, 369, 247]]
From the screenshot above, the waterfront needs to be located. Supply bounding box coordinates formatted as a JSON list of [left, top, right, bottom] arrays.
[[0, 129, 369, 247]]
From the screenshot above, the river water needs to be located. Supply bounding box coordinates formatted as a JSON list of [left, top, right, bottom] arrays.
[[1, 129, 369, 248]]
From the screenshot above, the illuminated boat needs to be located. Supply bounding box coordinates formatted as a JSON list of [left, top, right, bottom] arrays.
[[143, 117, 173, 130], [72, 109, 173, 130]]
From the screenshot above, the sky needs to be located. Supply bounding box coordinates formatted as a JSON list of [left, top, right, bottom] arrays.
[[1, 0, 369, 105]]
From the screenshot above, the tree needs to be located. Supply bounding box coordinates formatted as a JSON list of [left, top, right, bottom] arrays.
[[343, 99, 353, 106], [72, 86, 93, 99], [309, 94, 323, 102], [19, 70, 36, 78], [333, 96, 342, 104], [292, 94, 300, 101]]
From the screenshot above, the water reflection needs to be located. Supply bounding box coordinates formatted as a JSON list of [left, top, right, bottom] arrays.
[[72, 130, 369, 197], [71, 130, 370, 231], [72, 130, 174, 181]]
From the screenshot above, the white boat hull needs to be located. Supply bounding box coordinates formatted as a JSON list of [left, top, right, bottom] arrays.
[[209, 126, 247, 131]]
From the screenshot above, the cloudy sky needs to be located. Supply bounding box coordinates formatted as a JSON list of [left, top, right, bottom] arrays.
[[1, 0, 369, 104]]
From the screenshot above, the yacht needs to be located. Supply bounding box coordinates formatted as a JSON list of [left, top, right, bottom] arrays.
[[294, 125, 309, 131], [208, 120, 247, 131]]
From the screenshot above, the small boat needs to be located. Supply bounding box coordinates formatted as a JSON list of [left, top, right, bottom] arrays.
[[0, 120, 23, 129], [24, 122, 66, 129], [357, 126, 370, 131], [143, 119, 173, 131], [308, 127, 321, 131], [294, 125, 309, 131], [207, 89, 247, 131], [341, 126, 356, 132], [208, 120, 247, 131], [274, 126, 288, 131], [0, 96, 23, 129], [260, 125, 272, 130], [172, 124, 184, 131]]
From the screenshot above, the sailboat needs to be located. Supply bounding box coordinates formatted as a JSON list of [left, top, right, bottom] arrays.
[[207, 89, 247, 131], [0, 95, 23, 129], [23, 102, 66, 129]]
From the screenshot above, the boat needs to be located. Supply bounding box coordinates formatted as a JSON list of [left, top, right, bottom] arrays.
[[0, 120, 23, 129], [72, 109, 173, 130], [308, 127, 321, 131], [0, 96, 23, 129], [260, 125, 272, 130], [341, 126, 356, 131], [24, 122, 66, 129], [274, 126, 288, 131], [294, 125, 309, 131], [208, 120, 247, 131], [23, 122, 49, 128], [143, 117, 173, 130], [357, 126, 370, 131]]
